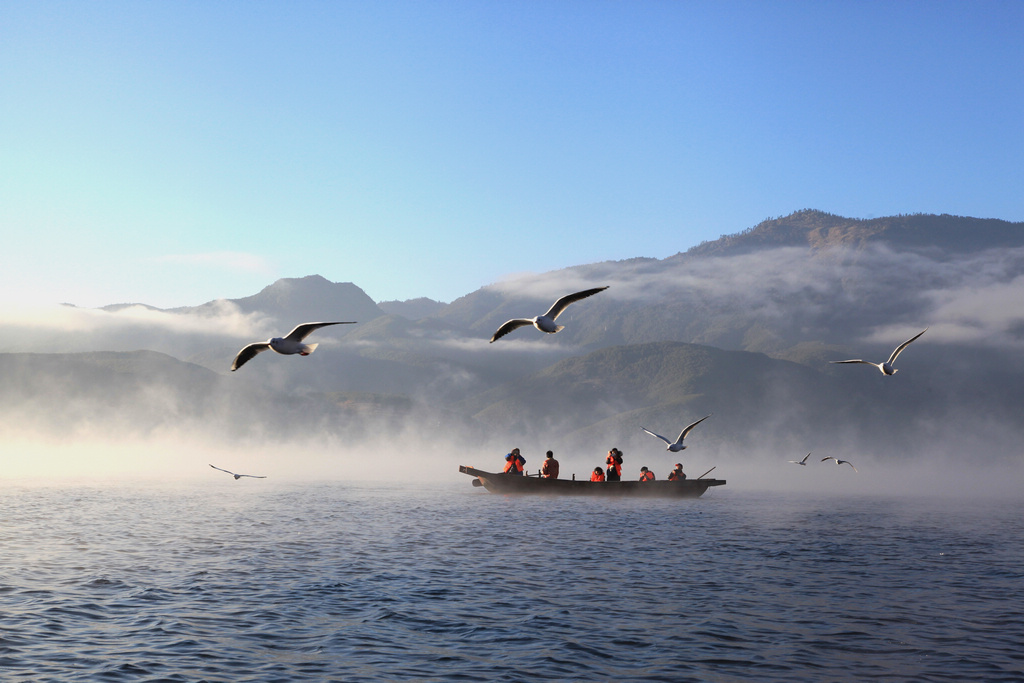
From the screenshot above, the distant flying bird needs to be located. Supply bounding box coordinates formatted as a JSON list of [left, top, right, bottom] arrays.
[[489, 286, 609, 343], [210, 464, 266, 480], [788, 453, 811, 466], [640, 415, 711, 452], [830, 328, 928, 376], [821, 456, 858, 472], [231, 321, 355, 371]]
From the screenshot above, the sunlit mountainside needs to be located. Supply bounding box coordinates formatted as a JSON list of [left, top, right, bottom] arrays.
[[3, 210, 1024, 477]]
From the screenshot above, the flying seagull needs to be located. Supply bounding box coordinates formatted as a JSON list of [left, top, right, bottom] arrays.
[[489, 286, 609, 343], [640, 415, 711, 452], [821, 456, 858, 472], [210, 464, 267, 480], [829, 328, 928, 376], [231, 321, 355, 371], [788, 453, 811, 466]]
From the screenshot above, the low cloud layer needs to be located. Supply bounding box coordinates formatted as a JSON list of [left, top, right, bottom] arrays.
[[7, 241, 1024, 354], [540, 243, 1024, 349], [2, 237, 1023, 491]]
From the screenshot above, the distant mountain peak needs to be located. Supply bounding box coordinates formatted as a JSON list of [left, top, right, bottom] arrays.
[[255, 274, 343, 295], [680, 210, 1023, 259], [227, 275, 383, 323], [158, 275, 385, 326]]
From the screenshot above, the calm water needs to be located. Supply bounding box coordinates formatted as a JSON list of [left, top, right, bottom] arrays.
[[1, 480, 1022, 682]]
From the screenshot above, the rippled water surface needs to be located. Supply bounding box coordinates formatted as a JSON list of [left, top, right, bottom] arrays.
[[1, 480, 1022, 682]]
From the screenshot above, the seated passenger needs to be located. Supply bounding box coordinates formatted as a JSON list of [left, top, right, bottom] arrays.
[[667, 463, 686, 481], [590, 466, 605, 482], [541, 450, 559, 479], [639, 466, 655, 482]]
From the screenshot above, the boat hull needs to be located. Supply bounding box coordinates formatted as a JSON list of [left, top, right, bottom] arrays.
[[459, 466, 725, 498]]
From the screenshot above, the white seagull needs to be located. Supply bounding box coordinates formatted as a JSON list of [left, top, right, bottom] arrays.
[[489, 286, 609, 343], [231, 321, 356, 371], [820, 456, 858, 472], [640, 415, 711, 452], [830, 328, 928, 376], [788, 453, 811, 466], [210, 464, 267, 480]]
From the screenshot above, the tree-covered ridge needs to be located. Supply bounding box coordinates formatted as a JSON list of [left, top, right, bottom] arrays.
[[683, 209, 1023, 258]]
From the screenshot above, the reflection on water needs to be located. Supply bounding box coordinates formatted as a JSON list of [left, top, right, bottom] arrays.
[[1, 481, 1022, 681]]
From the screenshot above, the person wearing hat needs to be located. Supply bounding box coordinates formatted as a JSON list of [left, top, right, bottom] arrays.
[[639, 466, 655, 482], [541, 450, 559, 479], [667, 463, 686, 481]]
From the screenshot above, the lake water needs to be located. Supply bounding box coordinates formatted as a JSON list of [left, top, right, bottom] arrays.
[[1, 480, 1021, 682]]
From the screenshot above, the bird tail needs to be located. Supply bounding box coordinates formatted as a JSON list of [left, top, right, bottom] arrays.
[[299, 342, 319, 356], [552, 325, 565, 333]]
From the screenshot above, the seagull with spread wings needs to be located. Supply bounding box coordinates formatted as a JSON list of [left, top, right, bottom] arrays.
[[830, 328, 928, 376], [640, 415, 711, 452], [788, 453, 812, 466], [821, 456, 858, 472], [210, 464, 267, 480], [489, 286, 609, 343], [231, 321, 355, 371]]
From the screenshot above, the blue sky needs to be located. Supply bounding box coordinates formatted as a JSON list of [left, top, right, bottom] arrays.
[[2, 1, 1022, 308]]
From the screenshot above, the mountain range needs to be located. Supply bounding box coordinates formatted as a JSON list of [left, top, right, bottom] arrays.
[[4, 210, 1024, 481]]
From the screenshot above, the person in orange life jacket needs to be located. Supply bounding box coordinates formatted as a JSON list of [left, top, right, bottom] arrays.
[[605, 447, 623, 481], [667, 463, 686, 481], [503, 448, 525, 475], [639, 466, 655, 482], [590, 466, 605, 482], [541, 451, 559, 479]]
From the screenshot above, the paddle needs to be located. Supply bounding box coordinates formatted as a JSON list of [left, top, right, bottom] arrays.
[[697, 466, 716, 480]]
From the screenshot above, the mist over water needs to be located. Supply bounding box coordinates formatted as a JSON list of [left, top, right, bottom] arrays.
[[2, 480, 1021, 682], [4, 427, 1022, 500]]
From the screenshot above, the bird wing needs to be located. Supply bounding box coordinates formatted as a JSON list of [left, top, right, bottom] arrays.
[[489, 319, 533, 343], [641, 427, 672, 445], [210, 464, 235, 476], [789, 453, 811, 464], [829, 359, 870, 365], [820, 456, 837, 463], [676, 414, 711, 442], [237, 474, 267, 479], [231, 342, 270, 371], [839, 460, 858, 472], [543, 286, 609, 320], [284, 321, 356, 342], [887, 328, 927, 365]]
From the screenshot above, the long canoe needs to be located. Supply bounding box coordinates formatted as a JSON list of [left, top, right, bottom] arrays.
[[459, 465, 725, 498]]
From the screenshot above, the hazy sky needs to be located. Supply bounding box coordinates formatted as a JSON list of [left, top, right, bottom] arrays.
[[2, 1, 1022, 308]]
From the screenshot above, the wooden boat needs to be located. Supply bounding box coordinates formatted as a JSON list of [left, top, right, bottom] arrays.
[[459, 465, 725, 498]]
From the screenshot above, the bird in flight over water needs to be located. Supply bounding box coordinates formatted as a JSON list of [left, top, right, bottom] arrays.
[[231, 321, 356, 371], [210, 464, 267, 480], [789, 453, 811, 466], [821, 456, 858, 472], [830, 328, 928, 375], [640, 415, 712, 452], [489, 286, 609, 343]]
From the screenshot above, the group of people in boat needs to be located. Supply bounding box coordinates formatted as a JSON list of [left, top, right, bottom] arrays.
[[503, 447, 686, 482], [591, 462, 685, 481]]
